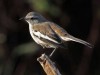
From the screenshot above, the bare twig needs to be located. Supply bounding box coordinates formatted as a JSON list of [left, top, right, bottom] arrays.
[[37, 54, 61, 75]]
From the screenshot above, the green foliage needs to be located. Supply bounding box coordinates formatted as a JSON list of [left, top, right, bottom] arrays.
[[12, 42, 40, 57], [28, 0, 61, 16]]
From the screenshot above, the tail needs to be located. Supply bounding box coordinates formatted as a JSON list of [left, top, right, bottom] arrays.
[[64, 34, 93, 48]]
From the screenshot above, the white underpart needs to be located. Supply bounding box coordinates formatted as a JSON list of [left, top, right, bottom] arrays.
[[29, 23, 59, 44]]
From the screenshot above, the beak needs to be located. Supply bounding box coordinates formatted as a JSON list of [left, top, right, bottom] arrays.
[[19, 17, 25, 20]]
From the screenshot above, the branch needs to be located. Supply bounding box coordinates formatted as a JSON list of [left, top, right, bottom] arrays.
[[37, 54, 61, 75]]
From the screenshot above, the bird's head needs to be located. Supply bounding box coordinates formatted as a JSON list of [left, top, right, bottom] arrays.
[[24, 12, 47, 25]]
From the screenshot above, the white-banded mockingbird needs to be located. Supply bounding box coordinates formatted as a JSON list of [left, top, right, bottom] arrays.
[[22, 12, 93, 57]]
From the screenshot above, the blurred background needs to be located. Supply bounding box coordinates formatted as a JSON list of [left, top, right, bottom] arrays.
[[0, 0, 100, 75]]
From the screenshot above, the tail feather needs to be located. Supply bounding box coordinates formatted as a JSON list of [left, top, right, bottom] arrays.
[[64, 34, 93, 48]]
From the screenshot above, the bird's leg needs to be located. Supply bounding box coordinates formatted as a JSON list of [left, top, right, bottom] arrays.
[[49, 48, 57, 57]]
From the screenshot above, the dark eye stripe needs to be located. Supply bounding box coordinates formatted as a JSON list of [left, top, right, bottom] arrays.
[[31, 17, 34, 20], [31, 17, 38, 20], [25, 17, 38, 20]]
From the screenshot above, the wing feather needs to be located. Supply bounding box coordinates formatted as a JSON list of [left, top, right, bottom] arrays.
[[32, 22, 62, 44]]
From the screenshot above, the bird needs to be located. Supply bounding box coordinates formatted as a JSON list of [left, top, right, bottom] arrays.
[[22, 12, 93, 57]]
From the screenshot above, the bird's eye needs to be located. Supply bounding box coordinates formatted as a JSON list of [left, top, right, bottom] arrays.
[[30, 17, 34, 20], [30, 17, 37, 20]]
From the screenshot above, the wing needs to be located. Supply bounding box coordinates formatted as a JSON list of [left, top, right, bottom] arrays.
[[32, 22, 62, 44], [48, 22, 76, 42], [49, 22, 93, 48], [49, 22, 69, 39]]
